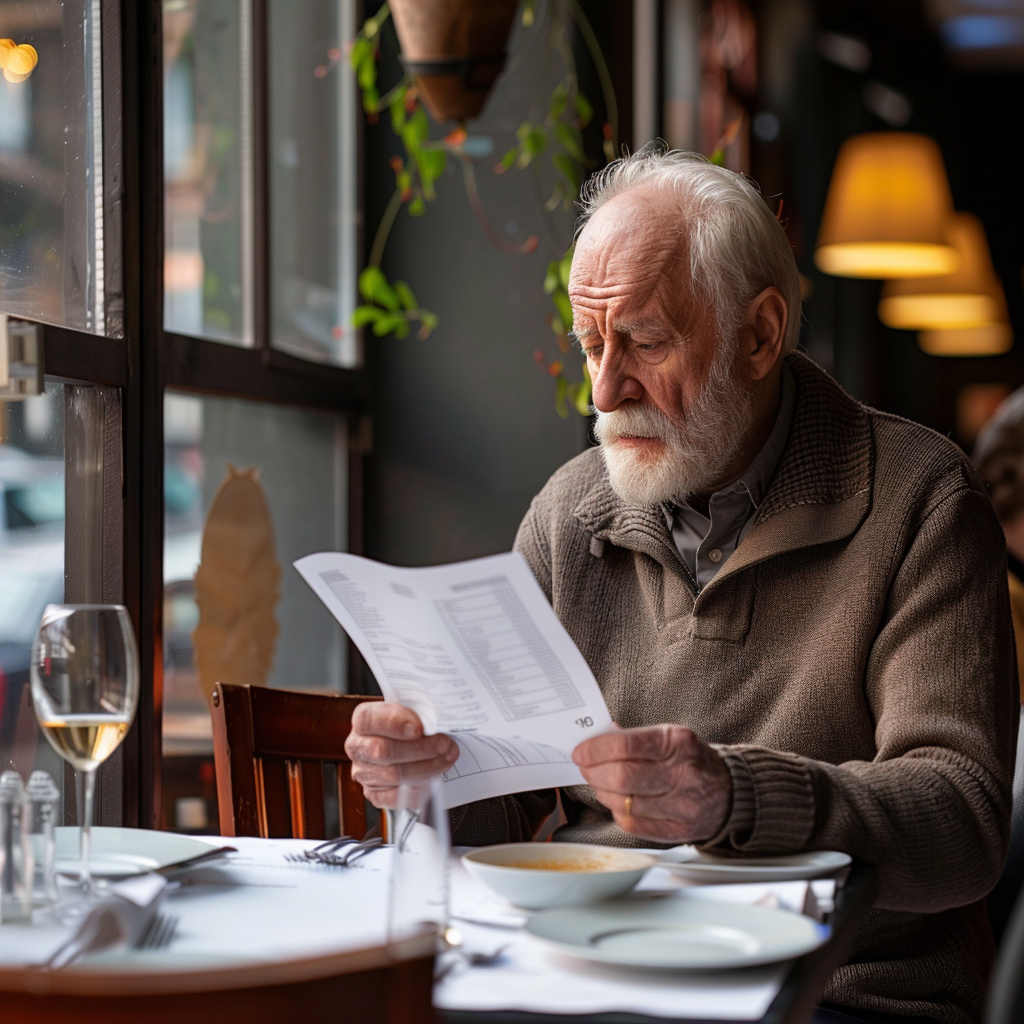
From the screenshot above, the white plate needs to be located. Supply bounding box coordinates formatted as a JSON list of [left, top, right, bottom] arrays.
[[55, 826, 229, 878], [525, 896, 826, 969], [660, 848, 851, 884]]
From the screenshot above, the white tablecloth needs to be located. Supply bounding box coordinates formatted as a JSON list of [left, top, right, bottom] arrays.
[[0, 835, 836, 1020]]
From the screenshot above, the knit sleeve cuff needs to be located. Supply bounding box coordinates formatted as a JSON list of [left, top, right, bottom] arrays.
[[699, 746, 816, 854]]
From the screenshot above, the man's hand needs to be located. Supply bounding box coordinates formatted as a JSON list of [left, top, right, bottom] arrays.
[[571, 725, 732, 843], [345, 703, 460, 809]]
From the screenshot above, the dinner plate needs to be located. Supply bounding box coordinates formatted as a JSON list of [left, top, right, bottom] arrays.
[[525, 896, 827, 969], [55, 826, 230, 878], [659, 848, 851, 884]]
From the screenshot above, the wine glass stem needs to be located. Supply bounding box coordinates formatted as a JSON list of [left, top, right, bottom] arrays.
[[76, 767, 97, 895]]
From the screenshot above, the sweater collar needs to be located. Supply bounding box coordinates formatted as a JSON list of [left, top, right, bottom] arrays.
[[572, 353, 874, 578]]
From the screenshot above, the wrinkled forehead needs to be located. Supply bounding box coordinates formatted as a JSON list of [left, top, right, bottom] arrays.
[[571, 187, 691, 293]]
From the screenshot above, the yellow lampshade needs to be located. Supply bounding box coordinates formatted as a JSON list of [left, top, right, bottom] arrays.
[[815, 133, 958, 278], [879, 214, 1005, 329], [918, 322, 1013, 357]]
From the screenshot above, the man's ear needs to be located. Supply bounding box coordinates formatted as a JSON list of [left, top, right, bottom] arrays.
[[738, 287, 787, 382]]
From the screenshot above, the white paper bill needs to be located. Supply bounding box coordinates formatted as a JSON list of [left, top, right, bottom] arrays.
[[294, 551, 613, 808]]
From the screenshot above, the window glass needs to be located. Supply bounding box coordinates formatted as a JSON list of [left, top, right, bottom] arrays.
[[163, 0, 253, 346], [0, 2, 122, 336], [162, 390, 348, 832], [268, 0, 359, 367], [0, 385, 66, 804]]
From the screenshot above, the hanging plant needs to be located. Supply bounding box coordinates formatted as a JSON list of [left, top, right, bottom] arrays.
[[349, 0, 618, 416]]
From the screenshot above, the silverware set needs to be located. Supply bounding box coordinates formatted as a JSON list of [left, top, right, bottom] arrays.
[[283, 835, 383, 866]]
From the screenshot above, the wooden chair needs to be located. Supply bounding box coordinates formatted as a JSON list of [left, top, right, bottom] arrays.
[[210, 682, 382, 839]]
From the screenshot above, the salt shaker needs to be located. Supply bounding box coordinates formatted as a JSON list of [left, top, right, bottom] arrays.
[[0, 771, 33, 923], [26, 771, 59, 908]]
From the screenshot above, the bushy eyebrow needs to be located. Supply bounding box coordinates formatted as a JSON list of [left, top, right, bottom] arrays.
[[570, 320, 677, 346]]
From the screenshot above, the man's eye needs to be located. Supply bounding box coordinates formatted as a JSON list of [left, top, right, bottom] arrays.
[[583, 346, 603, 361]]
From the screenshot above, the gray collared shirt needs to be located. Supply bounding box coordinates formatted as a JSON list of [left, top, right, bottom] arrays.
[[666, 364, 796, 591]]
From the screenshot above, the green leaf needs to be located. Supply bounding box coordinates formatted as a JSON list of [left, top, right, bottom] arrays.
[[394, 280, 418, 311], [573, 92, 594, 128], [352, 304, 384, 326], [500, 147, 518, 170], [555, 375, 569, 418], [390, 91, 407, 129], [421, 311, 439, 330], [372, 312, 408, 337], [549, 83, 568, 121], [350, 38, 371, 73], [573, 370, 592, 415], [393, 321, 411, 340], [358, 266, 388, 304], [397, 169, 411, 193], [525, 126, 547, 157], [543, 261, 560, 295], [558, 248, 573, 289], [416, 147, 447, 199], [516, 121, 534, 143], [357, 56, 376, 91], [709, 148, 725, 167], [554, 122, 585, 162], [553, 291, 573, 332], [408, 195, 426, 216], [405, 107, 429, 150]]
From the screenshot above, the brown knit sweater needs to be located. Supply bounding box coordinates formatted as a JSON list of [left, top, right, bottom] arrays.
[[451, 353, 1018, 1024]]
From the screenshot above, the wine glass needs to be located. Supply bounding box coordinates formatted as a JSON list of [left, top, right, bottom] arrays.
[[30, 605, 139, 901]]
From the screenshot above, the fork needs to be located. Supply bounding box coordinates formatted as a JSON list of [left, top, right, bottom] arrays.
[[307, 836, 383, 866], [135, 912, 179, 951], [282, 836, 357, 864]]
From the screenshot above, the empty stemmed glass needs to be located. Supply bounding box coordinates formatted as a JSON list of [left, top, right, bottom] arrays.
[[30, 605, 139, 903]]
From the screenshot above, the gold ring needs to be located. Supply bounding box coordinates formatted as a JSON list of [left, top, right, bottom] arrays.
[[624, 794, 633, 816]]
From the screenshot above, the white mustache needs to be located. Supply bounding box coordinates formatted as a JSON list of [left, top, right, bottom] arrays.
[[594, 405, 679, 444]]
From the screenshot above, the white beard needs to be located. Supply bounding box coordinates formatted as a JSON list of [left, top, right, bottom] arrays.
[[594, 346, 754, 506]]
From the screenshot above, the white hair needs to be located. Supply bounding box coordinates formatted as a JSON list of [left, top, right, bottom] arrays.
[[576, 141, 802, 354]]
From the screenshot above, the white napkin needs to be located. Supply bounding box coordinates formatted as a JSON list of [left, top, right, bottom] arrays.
[[0, 873, 168, 969]]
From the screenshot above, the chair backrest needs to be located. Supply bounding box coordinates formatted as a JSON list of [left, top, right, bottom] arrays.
[[210, 682, 382, 839]]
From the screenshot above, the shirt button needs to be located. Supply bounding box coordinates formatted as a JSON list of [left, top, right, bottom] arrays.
[[708, 548, 723, 563]]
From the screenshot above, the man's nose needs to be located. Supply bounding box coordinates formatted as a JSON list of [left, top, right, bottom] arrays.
[[591, 349, 644, 412]]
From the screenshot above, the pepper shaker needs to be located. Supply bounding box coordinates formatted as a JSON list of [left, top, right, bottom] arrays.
[[26, 771, 59, 908], [0, 772, 33, 923]]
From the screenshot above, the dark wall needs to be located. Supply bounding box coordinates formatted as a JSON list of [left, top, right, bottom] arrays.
[[362, 11, 591, 567]]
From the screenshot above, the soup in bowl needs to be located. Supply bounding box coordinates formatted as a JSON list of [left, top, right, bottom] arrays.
[[462, 842, 657, 909]]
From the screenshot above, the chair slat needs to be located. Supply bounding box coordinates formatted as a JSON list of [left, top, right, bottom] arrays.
[[288, 760, 327, 839], [256, 754, 293, 838], [337, 760, 367, 839]]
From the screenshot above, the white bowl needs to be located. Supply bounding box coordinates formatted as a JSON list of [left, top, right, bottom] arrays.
[[461, 842, 657, 910]]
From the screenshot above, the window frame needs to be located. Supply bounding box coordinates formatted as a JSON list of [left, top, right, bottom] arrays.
[[0, 0, 369, 830]]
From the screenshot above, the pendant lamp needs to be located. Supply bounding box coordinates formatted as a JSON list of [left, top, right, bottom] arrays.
[[878, 214, 1005, 330], [815, 133, 959, 278], [918, 322, 1013, 357]]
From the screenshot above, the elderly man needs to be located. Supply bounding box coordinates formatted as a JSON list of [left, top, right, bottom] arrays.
[[346, 144, 1017, 1024]]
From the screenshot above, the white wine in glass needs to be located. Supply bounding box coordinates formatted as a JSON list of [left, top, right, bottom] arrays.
[[31, 605, 139, 900]]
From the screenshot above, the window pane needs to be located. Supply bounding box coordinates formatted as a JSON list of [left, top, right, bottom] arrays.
[[162, 391, 348, 832], [163, 0, 253, 346], [0, 385, 67, 810], [0, 1, 123, 336], [268, 0, 359, 367]]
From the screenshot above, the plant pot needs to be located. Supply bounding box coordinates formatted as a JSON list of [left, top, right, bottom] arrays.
[[389, 0, 521, 124]]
